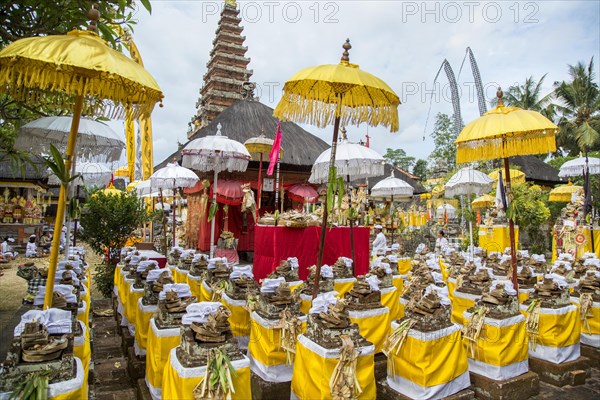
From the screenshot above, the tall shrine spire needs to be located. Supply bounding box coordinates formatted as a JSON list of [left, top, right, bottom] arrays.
[[188, 0, 254, 138]]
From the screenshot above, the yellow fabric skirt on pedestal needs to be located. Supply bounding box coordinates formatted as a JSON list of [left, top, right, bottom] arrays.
[[518, 288, 535, 304], [334, 278, 356, 298], [478, 225, 519, 253], [291, 334, 376, 400], [186, 274, 203, 300], [398, 297, 408, 320], [381, 286, 400, 320], [145, 318, 181, 399], [397, 258, 411, 275], [570, 296, 600, 349], [161, 348, 252, 400], [222, 293, 250, 348], [392, 275, 404, 294], [125, 284, 144, 333], [348, 307, 390, 354], [462, 312, 528, 380], [289, 280, 304, 292], [74, 321, 91, 396], [173, 267, 188, 284], [247, 311, 307, 382], [520, 304, 581, 363], [200, 281, 213, 302], [134, 298, 157, 355], [77, 300, 89, 329], [451, 291, 480, 326], [447, 278, 456, 302], [386, 323, 470, 399]]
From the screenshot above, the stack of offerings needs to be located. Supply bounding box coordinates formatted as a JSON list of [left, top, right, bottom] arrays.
[[452, 265, 492, 325], [167, 246, 183, 267], [331, 257, 356, 297], [135, 269, 174, 355], [443, 250, 468, 291], [174, 249, 195, 284], [0, 308, 87, 399], [571, 270, 600, 350], [518, 265, 539, 303], [145, 284, 195, 399], [399, 262, 437, 319], [463, 282, 537, 399], [344, 275, 390, 353], [369, 259, 400, 319], [383, 287, 470, 399], [267, 257, 303, 291], [221, 265, 258, 349], [34, 280, 88, 330], [115, 247, 136, 298], [521, 276, 588, 385], [292, 297, 375, 399], [187, 253, 209, 298], [201, 257, 231, 302], [161, 303, 251, 400], [547, 260, 579, 292], [248, 278, 306, 383], [126, 260, 159, 342], [58, 260, 90, 325], [299, 265, 336, 314]]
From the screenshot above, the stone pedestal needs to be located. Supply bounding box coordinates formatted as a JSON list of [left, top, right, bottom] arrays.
[[376, 378, 475, 400], [581, 344, 600, 365], [127, 346, 146, 381], [469, 370, 539, 400], [529, 356, 591, 387], [250, 371, 291, 400]]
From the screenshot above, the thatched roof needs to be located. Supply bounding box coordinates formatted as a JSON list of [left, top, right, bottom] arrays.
[[351, 164, 427, 195], [0, 152, 48, 181], [157, 100, 330, 169], [509, 156, 564, 185]]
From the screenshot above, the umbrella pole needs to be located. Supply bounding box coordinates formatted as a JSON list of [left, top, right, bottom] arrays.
[[73, 185, 80, 246], [314, 114, 341, 299], [172, 184, 177, 247], [64, 156, 77, 257], [503, 158, 519, 291], [160, 188, 168, 256], [390, 195, 394, 244], [257, 153, 263, 219], [43, 94, 83, 310], [210, 170, 218, 258], [347, 175, 355, 271], [585, 152, 595, 252], [468, 194, 474, 259]]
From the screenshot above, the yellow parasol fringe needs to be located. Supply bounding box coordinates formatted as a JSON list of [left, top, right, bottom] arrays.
[[274, 82, 400, 132], [456, 133, 556, 164]]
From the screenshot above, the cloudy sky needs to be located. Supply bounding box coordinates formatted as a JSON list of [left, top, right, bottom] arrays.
[[110, 0, 599, 169]]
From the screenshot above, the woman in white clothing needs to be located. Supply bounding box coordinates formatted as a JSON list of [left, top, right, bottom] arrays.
[[26, 235, 39, 257], [372, 225, 387, 256]]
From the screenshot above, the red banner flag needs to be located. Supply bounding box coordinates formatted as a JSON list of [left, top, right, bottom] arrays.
[[267, 122, 282, 176]]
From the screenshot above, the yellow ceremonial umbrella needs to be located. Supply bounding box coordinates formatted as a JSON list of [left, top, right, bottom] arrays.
[[114, 165, 130, 178], [102, 183, 123, 196], [488, 169, 526, 185], [0, 6, 163, 309], [548, 182, 582, 203], [431, 184, 445, 198], [126, 180, 140, 192], [472, 194, 495, 210], [274, 39, 400, 297], [455, 88, 558, 288]]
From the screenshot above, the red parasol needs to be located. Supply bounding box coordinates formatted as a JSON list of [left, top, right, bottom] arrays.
[[210, 180, 245, 205], [287, 183, 319, 204]]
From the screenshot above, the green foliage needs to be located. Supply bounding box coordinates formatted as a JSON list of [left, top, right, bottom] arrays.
[[9, 370, 50, 400], [554, 57, 600, 155], [430, 113, 458, 171], [506, 183, 551, 253], [384, 148, 415, 171], [44, 144, 81, 186], [412, 159, 427, 180], [79, 190, 148, 296]]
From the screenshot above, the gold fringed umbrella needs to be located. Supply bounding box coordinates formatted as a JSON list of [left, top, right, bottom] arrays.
[[274, 39, 400, 298], [0, 6, 163, 310], [549, 182, 582, 203], [472, 194, 495, 210], [488, 169, 526, 185], [455, 88, 558, 289]]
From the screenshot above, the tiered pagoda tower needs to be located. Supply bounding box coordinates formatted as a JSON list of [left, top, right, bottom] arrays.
[[188, 0, 254, 138]]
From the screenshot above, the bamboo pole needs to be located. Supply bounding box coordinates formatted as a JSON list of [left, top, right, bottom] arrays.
[[43, 94, 83, 310]]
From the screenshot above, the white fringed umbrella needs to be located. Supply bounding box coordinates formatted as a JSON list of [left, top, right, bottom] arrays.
[[371, 171, 414, 198], [309, 136, 384, 184], [17, 115, 125, 162], [445, 166, 494, 255], [150, 163, 199, 249], [182, 123, 251, 257], [558, 156, 600, 177]]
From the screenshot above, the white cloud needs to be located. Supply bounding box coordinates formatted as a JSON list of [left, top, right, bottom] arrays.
[[113, 0, 599, 169]]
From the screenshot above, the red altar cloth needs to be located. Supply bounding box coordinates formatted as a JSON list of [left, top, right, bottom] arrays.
[[253, 226, 370, 281], [138, 250, 167, 268]]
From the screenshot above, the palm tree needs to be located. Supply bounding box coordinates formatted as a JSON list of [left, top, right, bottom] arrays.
[[554, 57, 600, 155], [504, 74, 554, 112]]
